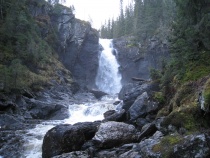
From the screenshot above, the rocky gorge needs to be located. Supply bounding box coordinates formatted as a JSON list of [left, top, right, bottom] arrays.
[[1, 0, 210, 158]]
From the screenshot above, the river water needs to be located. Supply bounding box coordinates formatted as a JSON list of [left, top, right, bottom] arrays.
[[21, 39, 122, 158]]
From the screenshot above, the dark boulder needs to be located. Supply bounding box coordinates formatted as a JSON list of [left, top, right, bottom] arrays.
[[96, 144, 135, 158], [92, 121, 139, 149], [118, 83, 137, 100], [103, 110, 115, 118], [119, 83, 149, 111], [136, 118, 150, 130], [138, 123, 157, 141], [42, 121, 100, 158], [172, 134, 210, 157], [27, 100, 69, 120], [113, 100, 121, 105], [129, 92, 159, 121], [89, 89, 108, 99], [134, 131, 163, 157], [103, 109, 127, 122]]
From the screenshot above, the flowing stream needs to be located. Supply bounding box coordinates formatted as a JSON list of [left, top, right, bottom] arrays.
[[21, 38, 122, 158]]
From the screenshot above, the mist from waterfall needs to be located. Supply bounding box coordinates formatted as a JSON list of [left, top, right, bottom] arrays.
[[96, 39, 122, 94]]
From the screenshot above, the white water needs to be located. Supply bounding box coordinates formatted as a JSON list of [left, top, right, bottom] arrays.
[[96, 39, 122, 94], [22, 96, 118, 158]]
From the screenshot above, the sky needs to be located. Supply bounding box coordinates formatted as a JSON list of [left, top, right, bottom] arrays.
[[64, 0, 133, 30]]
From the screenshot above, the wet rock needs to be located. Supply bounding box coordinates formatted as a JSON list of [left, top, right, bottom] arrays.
[[154, 117, 167, 134], [136, 118, 150, 130], [27, 100, 69, 120], [0, 130, 24, 158], [52, 151, 89, 158], [134, 131, 163, 158], [89, 89, 108, 99], [96, 144, 135, 158], [119, 150, 141, 158], [173, 134, 210, 158], [128, 92, 149, 120], [113, 100, 121, 105], [42, 122, 100, 158], [103, 109, 127, 122], [104, 110, 116, 118], [0, 114, 25, 130], [110, 131, 163, 158], [121, 83, 149, 111], [128, 92, 159, 121], [118, 83, 138, 100], [138, 123, 157, 141], [93, 121, 139, 149]]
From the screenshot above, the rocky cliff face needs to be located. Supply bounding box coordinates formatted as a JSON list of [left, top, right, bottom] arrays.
[[51, 8, 99, 88], [29, 2, 99, 88], [113, 36, 169, 84]]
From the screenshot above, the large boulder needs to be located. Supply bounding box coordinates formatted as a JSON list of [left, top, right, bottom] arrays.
[[103, 109, 127, 122], [92, 121, 139, 149], [27, 99, 69, 120], [42, 121, 100, 158], [96, 144, 135, 158], [129, 92, 159, 121], [120, 83, 149, 110], [172, 134, 210, 157], [89, 89, 108, 99], [138, 123, 157, 141]]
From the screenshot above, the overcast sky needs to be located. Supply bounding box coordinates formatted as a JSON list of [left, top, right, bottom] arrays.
[[64, 0, 133, 30]]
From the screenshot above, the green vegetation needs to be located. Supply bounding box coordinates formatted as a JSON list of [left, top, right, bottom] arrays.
[[154, 92, 165, 104], [152, 134, 182, 158], [0, 0, 72, 93], [100, 0, 175, 43]]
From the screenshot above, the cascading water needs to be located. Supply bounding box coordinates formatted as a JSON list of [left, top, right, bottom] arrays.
[[22, 97, 116, 158], [21, 38, 122, 158], [96, 39, 122, 94]]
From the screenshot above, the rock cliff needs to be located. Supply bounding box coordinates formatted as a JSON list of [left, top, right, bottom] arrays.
[[29, 2, 100, 88], [51, 8, 99, 88], [113, 36, 169, 84]]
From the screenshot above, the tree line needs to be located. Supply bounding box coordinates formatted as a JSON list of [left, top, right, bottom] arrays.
[[100, 0, 175, 42]]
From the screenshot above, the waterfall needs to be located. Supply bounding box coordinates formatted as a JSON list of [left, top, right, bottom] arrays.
[[21, 39, 122, 158], [96, 39, 122, 94]]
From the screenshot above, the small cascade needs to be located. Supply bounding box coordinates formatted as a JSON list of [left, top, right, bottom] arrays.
[[22, 96, 117, 158], [96, 39, 122, 94]]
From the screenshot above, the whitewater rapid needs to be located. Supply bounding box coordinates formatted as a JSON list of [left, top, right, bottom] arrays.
[[22, 95, 118, 158]]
